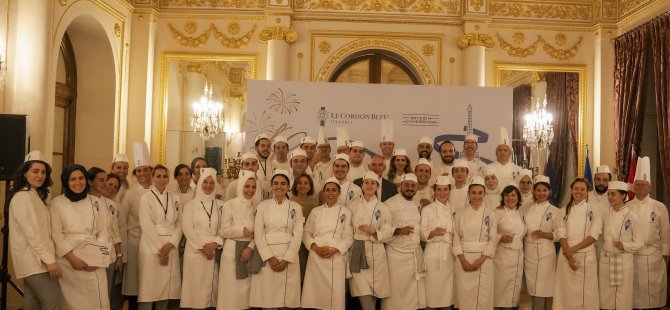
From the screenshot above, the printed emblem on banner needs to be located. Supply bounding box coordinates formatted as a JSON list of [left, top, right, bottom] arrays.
[[587, 210, 593, 221], [374, 210, 381, 220], [545, 213, 552, 221], [290, 208, 296, 219], [340, 213, 346, 223], [624, 219, 631, 230], [650, 211, 656, 222]]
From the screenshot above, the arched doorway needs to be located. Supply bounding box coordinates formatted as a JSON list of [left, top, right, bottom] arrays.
[[329, 50, 421, 85]]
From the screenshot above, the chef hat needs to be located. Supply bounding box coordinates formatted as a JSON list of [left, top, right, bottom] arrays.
[[470, 176, 485, 187], [609, 181, 628, 191], [241, 152, 258, 162], [482, 165, 496, 176], [24, 150, 48, 164], [418, 136, 432, 146], [434, 175, 452, 187], [272, 169, 291, 184], [351, 140, 364, 149], [300, 136, 316, 146], [400, 173, 418, 183], [452, 158, 469, 169], [504, 181, 519, 189], [534, 175, 551, 185], [133, 142, 152, 168], [290, 149, 307, 159], [464, 133, 478, 143], [363, 171, 380, 183], [112, 153, 129, 163], [272, 135, 288, 148], [254, 133, 271, 144], [317, 126, 328, 146], [323, 177, 340, 188], [499, 127, 511, 147], [380, 119, 394, 142], [415, 158, 431, 169], [634, 156, 651, 183], [336, 127, 350, 148], [334, 153, 350, 164], [519, 169, 533, 181], [594, 165, 611, 176], [393, 148, 408, 157]]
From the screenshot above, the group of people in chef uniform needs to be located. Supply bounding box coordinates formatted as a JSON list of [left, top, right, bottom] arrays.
[[7, 123, 670, 310]]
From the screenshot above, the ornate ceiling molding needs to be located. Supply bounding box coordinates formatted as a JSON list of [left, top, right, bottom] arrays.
[[159, 0, 266, 9]]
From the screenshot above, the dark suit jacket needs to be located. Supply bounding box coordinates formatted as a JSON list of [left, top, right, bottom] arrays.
[[353, 177, 398, 202]]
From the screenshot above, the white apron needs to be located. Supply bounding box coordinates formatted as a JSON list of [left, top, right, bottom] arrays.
[[119, 185, 150, 296], [523, 201, 564, 297], [493, 208, 526, 307], [420, 200, 455, 308], [301, 204, 353, 310]]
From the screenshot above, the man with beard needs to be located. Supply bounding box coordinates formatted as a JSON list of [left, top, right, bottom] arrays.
[[289, 149, 309, 181], [588, 165, 611, 212], [330, 154, 362, 207], [485, 127, 522, 185], [254, 133, 273, 198], [382, 174, 426, 310], [347, 141, 367, 181], [353, 154, 397, 202], [437, 140, 456, 177], [271, 135, 290, 171], [417, 136, 434, 161], [462, 133, 485, 180], [413, 158, 433, 209]]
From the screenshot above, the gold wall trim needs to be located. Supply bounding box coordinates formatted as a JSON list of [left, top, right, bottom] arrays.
[[292, 13, 464, 25], [493, 62, 587, 177], [157, 52, 259, 163], [155, 13, 265, 20]]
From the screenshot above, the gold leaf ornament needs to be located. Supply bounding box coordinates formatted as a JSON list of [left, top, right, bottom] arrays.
[[167, 23, 257, 48], [212, 24, 257, 48], [496, 33, 539, 57], [168, 23, 210, 47], [457, 33, 495, 49], [319, 41, 332, 53]]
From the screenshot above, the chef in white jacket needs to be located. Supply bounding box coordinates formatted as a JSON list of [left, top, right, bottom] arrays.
[[420, 175, 456, 309], [331, 153, 363, 207], [449, 158, 470, 211], [485, 127, 522, 185], [137, 165, 182, 310], [553, 178, 602, 310], [9, 151, 64, 309], [627, 156, 670, 309], [522, 175, 564, 310], [452, 176, 497, 310], [599, 181, 642, 310], [181, 167, 224, 308], [301, 177, 354, 310], [493, 184, 526, 309], [349, 171, 394, 310], [51, 164, 111, 309], [249, 170, 304, 308], [218, 171, 259, 309]]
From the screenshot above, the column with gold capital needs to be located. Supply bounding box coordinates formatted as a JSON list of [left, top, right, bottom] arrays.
[[457, 32, 494, 87], [260, 26, 297, 80]]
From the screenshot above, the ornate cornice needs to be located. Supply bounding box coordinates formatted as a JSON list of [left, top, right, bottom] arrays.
[[159, 0, 266, 9], [294, 0, 460, 15], [259, 26, 298, 43], [496, 32, 583, 60], [457, 32, 495, 49], [167, 22, 257, 48], [489, 0, 592, 22]]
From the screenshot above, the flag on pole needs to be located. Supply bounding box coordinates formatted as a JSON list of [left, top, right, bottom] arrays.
[[626, 145, 637, 200], [584, 144, 593, 190]]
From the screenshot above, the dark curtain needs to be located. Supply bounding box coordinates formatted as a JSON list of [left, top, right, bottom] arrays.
[[613, 28, 648, 181], [512, 84, 532, 166], [545, 72, 579, 204], [649, 13, 670, 198]]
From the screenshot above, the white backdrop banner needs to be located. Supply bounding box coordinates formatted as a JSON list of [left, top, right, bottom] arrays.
[[244, 80, 513, 164]]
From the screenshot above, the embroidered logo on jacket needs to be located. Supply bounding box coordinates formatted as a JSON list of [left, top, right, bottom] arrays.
[[348, 191, 354, 200], [587, 210, 593, 221], [624, 219, 631, 230], [175, 201, 180, 212], [650, 211, 656, 222], [93, 200, 100, 212], [545, 213, 552, 221], [290, 208, 296, 219], [374, 210, 381, 220], [484, 215, 490, 226], [340, 213, 346, 223]]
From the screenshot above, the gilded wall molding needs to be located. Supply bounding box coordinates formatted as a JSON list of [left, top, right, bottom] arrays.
[[457, 32, 495, 49], [259, 27, 298, 43], [496, 33, 539, 57], [167, 23, 257, 48], [294, 0, 460, 15], [496, 33, 583, 60], [619, 0, 653, 18], [159, 0, 266, 9], [489, 1, 592, 22]]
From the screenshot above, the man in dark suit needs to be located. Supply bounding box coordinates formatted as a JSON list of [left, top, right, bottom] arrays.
[[353, 154, 397, 202]]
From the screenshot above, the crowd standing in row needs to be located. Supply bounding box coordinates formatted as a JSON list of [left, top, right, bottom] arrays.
[[8, 126, 669, 310]]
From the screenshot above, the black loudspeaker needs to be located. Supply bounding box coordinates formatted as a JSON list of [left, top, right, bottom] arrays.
[[0, 115, 29, 180]]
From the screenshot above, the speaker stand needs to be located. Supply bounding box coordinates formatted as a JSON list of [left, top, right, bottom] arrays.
[[1, 180, 23, 310]]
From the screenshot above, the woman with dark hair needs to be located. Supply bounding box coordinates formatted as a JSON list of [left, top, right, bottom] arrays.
[[493, 184, 526, 310], [387, 148, 412, 187], [88, 167, 124, 310], [137, 164, 183, 310], [289, 173, 318, 283], [453, 176, 497, 309], [218, 171, 258, 309], [301, 177, 353, 310], [599, 181, 642, 310], [173, 163, 195, 205], [553, 178, 602, 310], [250, 170, 304, 309], [9, 151, 63, 309], [106, 173, 121, 199], [522, 176, 563, 310], [50, 164, 111, 309]]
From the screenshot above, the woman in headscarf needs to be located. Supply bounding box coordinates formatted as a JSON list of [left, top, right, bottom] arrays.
[[483, 166, 501, 211], [9, 151, 63, 309], [493, 184, 526, 310], [137, 165, 182, 310], [522, 176, 564, 310], [50, 164, 111, 309], [249, 170, 304, 309], [420, 175, 456, 310], [301, 177, 353, 310], [180, 167, 224, 309], [348, 171, 393, 310], [218, 170, 259, 309]]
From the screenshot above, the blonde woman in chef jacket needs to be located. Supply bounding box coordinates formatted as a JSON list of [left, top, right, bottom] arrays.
[[420, 175, 456, 309], [452, 176, 497, 310], [522, 175, 564, 310], [348, 171, 394, 310], [249, 170, 304, 309], [553, 178, 603, 310], [9, 151, 64, 309], [137, 164, 183, 310], [599, 181, 642, 310], [218, 171, 259, 310], [301, 177, 354, 310], [50, 164, 111, 309], [493, 184, 526, 310], [181, 167, 223, 309]]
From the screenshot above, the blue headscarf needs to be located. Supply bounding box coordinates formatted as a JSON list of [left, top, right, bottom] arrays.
[[61, 164, 89, 202]]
